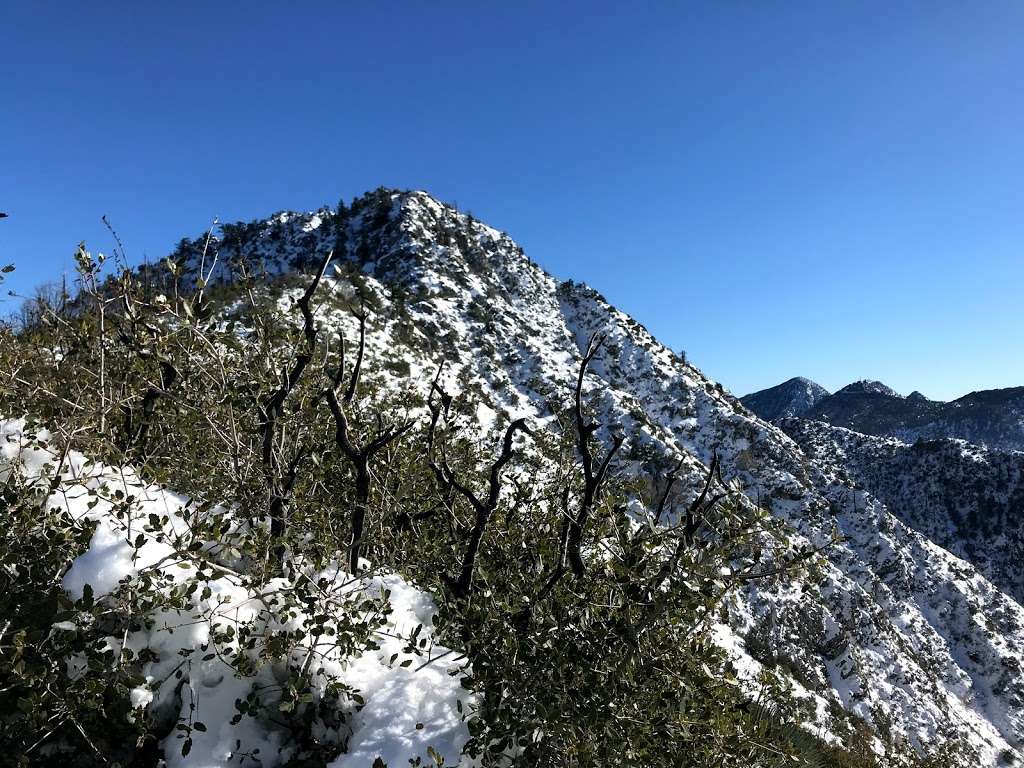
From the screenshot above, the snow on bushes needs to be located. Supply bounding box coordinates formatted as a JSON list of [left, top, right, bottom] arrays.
[[1, 418, 474, 767]]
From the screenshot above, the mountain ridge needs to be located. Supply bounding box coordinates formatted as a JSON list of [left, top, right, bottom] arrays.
[[744, 376, 1024, 453], [139, 188, 1024, 763]]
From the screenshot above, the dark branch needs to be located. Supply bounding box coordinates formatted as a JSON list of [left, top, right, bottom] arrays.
[[257, 249, 333, 568], [654, 457, 685, 526], [520, 333, 624, 627], [343, 304, 366, 404], [322, 307, 416, 574], [444, 418, 532, 598], [565, 333, 623, 579]]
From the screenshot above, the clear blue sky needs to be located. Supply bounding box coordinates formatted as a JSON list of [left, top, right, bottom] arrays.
[[3, 2, 1022, 400]]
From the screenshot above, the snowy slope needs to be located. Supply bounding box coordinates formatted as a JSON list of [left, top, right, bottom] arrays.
[[781, 417, 1024, 605], [162, 189, 1024, 764], [1, 419, 475, 768]]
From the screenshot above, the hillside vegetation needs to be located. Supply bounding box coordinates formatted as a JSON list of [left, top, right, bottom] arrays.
[[0, 190, 999, 766]]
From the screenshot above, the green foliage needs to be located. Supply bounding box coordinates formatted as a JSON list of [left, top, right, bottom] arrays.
[[0, 433, 149, 766], [0, 253, 949, 767]]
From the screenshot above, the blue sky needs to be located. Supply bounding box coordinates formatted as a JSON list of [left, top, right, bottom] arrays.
[[2, 2, 1022, 400]]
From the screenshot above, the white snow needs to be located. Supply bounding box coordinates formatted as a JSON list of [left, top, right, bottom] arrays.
[[2, 418, 475, 768]]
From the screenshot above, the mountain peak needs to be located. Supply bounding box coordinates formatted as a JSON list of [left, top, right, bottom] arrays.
[[835, 379, 901, 398], [160, 187, 527, 295], [108, 192, 1024, 762], [786, 375, 824, 389], [740, 376, 830, 421]]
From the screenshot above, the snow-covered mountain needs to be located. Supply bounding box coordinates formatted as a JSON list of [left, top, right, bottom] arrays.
[[746, 375, 1024, 613], [745, 377, 1024, 452], [832, 379, 904, 399], [164, 188, 1024, 764], [740, 377, 831, 420]]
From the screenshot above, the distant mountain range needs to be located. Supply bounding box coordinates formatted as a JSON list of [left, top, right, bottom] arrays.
[[743, 375, 1024, 600], [742, 377, 1024, 453]]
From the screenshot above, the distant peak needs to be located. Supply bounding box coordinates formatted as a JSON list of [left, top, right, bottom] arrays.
[[907, 391, 930, 402], [740, 376, 829, 421], [836, 380, 901, 398], [783, 376, 828, 392]]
